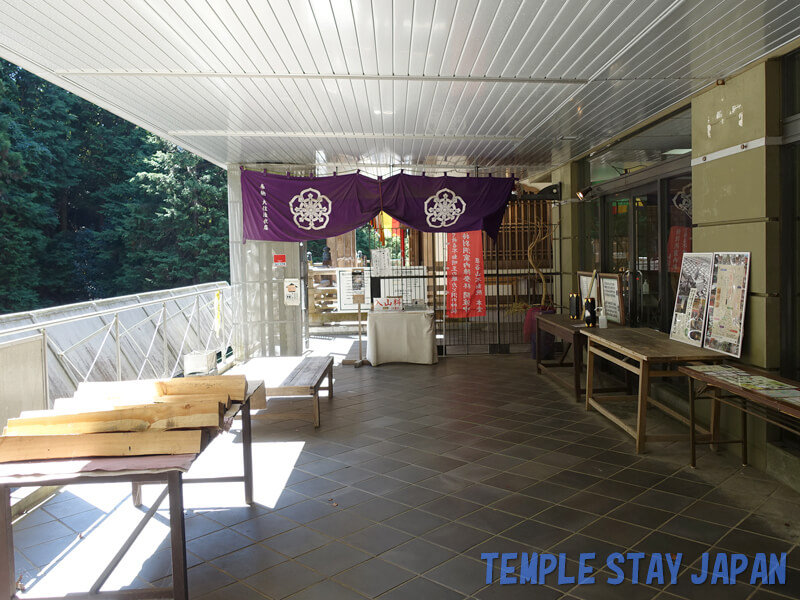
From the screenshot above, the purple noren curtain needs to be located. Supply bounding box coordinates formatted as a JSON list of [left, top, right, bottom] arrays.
[[241, 170, 514, 243]]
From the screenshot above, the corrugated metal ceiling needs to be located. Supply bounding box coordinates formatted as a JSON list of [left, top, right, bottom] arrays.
[[0, 0, 798, 179]]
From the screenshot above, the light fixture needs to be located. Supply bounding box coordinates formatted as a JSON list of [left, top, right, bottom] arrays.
[[576, 186, 593, 201]]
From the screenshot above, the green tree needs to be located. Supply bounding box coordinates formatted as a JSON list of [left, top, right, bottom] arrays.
[[0, 59, 230, 312], [107, 137, 229, 294], [0, 62, 58, 312]]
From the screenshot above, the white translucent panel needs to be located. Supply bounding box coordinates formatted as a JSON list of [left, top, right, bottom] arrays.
[[1, 0, 798, 180]]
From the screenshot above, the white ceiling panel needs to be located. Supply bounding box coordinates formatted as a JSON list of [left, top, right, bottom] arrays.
[[0, 0, 798, 177]]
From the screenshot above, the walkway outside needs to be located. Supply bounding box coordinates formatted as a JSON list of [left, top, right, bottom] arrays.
[[10, 350, 800, 599]]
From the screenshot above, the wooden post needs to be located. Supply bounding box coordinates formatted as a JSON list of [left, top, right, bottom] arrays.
[[689, 377, 697, 468], [636, 361, 650, 454], [0, 486, 13, 599], [327, 230, 357, 267], [168, 471, 188, 600], [585, 339, 594, 411], [242, 399, 253, 504]]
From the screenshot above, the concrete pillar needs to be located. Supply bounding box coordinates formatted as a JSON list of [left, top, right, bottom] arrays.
[[550, 162, 589, 311], [691, 61, 782, 369], [691, 60, 782, 470], [227, 167, 306, 359]]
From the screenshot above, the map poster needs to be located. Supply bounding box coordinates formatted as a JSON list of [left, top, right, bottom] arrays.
[[670, 253, 714, 347], [703, 252, 750, 357]]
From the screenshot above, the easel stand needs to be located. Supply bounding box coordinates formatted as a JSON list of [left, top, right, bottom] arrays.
[[353, 294, 365, 368]]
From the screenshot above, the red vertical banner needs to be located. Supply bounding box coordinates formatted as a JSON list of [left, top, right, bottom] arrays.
[[446, 231, 486, 318], [667, 226, 692, 272]]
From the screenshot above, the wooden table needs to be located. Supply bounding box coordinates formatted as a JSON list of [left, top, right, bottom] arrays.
[[582, 327, 724, 453], [1, 388, 258, 600], [679, 365, 800, 467], [536, 313, 624, 402], [0, 455, 195, 600]]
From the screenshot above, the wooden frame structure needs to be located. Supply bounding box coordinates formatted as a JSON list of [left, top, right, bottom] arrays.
[[582, 327, 723, 453]]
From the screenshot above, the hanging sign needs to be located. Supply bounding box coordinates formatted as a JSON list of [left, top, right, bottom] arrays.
[[241, 171, 514, 242], [446, 231, 486, 318]]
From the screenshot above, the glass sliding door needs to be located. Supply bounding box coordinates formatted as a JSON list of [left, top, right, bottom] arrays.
[[601, 185, 659, 328], [632, 187, 660, 328]]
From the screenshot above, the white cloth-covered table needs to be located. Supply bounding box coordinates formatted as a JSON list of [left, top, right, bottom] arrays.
[[366, 310, 438, 366]]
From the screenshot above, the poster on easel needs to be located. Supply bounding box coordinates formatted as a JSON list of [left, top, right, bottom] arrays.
[[703, 252, 750, 357], [338, 268, 372, 310], [670, 253, 714, 347]]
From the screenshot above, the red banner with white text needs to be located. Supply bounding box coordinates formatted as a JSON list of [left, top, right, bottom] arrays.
[[446, 231, 487, 318]]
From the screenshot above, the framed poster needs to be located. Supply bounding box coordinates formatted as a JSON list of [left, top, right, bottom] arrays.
[[599, 273, 625, 325], [337, 268, 373, 310], [703, 252, 750, 357], [670, 253, 714, 347], [577, 271, 598, 304]]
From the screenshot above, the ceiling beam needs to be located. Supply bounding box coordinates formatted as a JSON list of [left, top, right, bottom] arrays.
[[50, 70, 718, 83], [52, 71, 587, 85], [168, 131, 525, 142]]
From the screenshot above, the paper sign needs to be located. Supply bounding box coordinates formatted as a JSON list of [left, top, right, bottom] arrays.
[[273, 254, 287, 267], [283, 278, 300, 305], [371, 248, 392, 276], [374, 297, 403, 311]]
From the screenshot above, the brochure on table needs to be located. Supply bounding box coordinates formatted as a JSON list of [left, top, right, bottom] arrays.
[[670, 252, 750, 357]]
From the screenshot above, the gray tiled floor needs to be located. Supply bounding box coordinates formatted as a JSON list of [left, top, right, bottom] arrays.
[[11, 352, 800, 599]]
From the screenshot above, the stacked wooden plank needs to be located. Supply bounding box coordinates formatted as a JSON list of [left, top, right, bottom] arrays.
[[0, 375, 247, 464]]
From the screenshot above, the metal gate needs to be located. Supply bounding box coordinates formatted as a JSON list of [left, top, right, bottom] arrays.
[[358, 189, 558, 355]]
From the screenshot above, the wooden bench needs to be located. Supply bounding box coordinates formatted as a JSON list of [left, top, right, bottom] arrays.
[[227, 356, 334, 428]]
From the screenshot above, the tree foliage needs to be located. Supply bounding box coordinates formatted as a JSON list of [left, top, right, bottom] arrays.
[[0, 59, 229, 313]]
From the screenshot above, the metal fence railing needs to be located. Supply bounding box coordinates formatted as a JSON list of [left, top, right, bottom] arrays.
[[0, 283, 232, 409]]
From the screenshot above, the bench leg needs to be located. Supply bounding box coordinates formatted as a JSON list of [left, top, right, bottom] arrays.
[[168, 471, 188, 600], [313, 391, 320, 428], [689, 377, 697, 468], [327, 364, 334, 400], [242, 400, 253, 505], [635, 364, 649, 455], [131, 482, 143, 507], [741, 409, 748, 466], [0, 486, 14, 599]]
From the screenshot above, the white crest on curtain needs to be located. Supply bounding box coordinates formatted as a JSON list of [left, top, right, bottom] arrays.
[[424, 188, 466, 228], [289, 188, 332, 230]]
